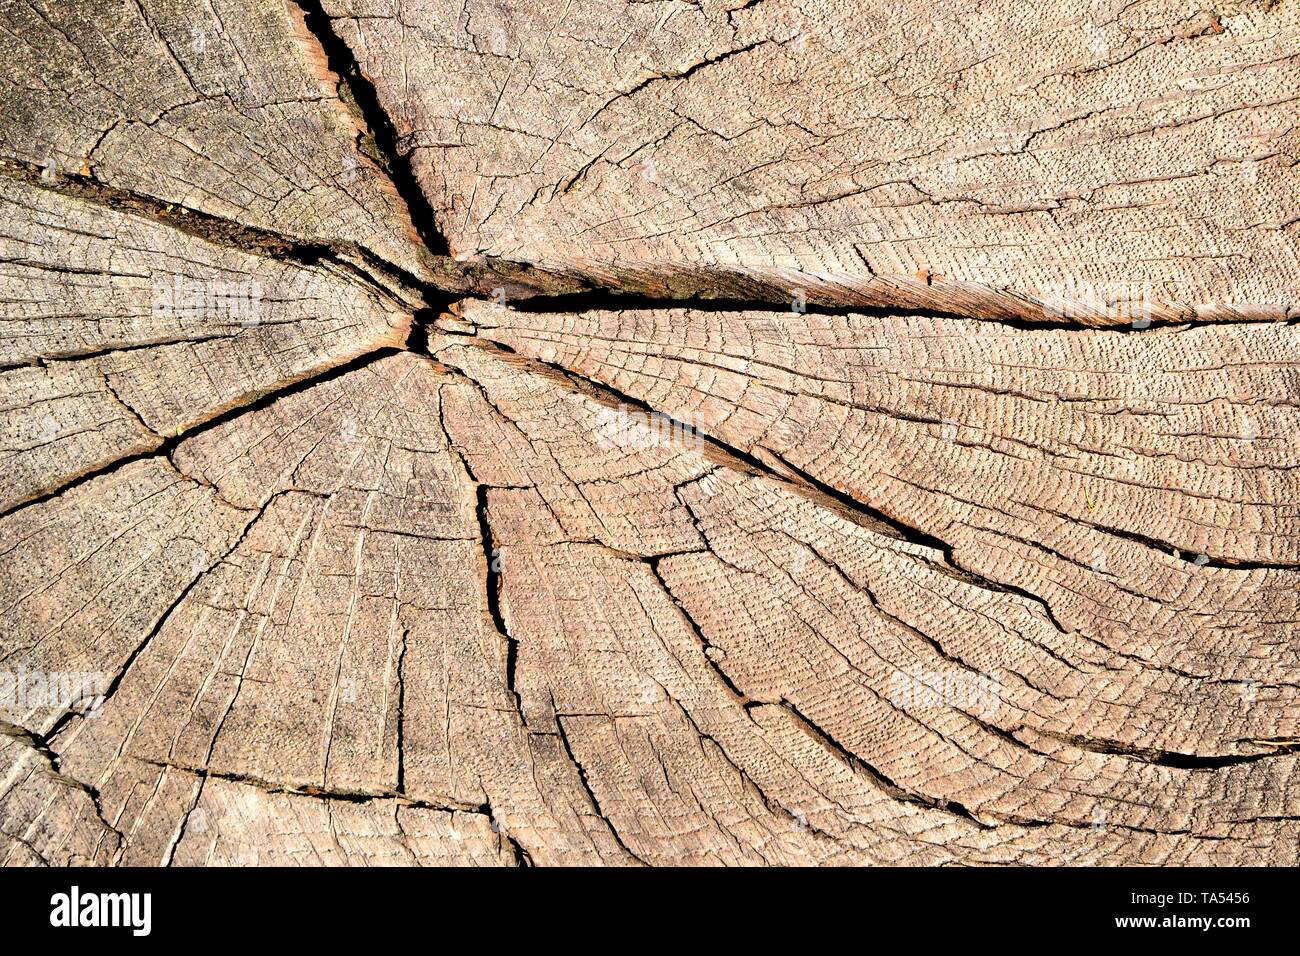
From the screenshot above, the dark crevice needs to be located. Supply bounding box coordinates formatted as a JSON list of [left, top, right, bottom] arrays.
[[406, 307, 436, 353], [554, 716, 650, 865], [395, 626, 409, 795], [976, 807, 1216, 839], [595, 39, 773, 116], [1057, 510, 1300, 572], [163, 782, 206, 867], [511, 288, 988, 322], [442, 336, 1073, 634], [481, 800, 531, 866], [856, 576, 1006, 690], [12, 144, 1284, 332], [672, 695, 831, 840], [774, 700, 994, 828], [762, 448, 1071, 634], [0, 157, 424, 308], [444, 262, 1298, 327], [7, 137, 1294, 332], [453, 341, 774, 479], [1, 450, 152, 520], [10, 332, 239, 370], [1, 157, 330, 261], [1, 154, 582, 307], [0, 718, 124, 849], [506, 834, 534, 867], [480, 278, 1296, 331], [0, 346, 402, 522], [291, 0, 450, 257], [437, 338, 786, 496], [1039, 729, 1298, 769], [99, 369, 160, 438], [759, 447, 955, 553], [132, 757, 486, 811], [645, 556, 753, 705], [475, 484, 521, 716]]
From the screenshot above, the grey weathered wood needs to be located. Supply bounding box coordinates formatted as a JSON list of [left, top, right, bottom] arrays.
[[324, 0, 1300, 322], [0, 0, 434, 280], [2, 0, 1297, 866]]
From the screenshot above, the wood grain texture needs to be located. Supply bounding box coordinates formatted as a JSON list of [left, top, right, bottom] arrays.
[[0, 175, 411, 512], [2, 0, 1296, 866], [324, 0, 1300, 320], [0, 0, 434, 281]]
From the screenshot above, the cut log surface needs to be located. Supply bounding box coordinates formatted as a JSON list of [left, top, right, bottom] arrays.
[[0, 0, 433, 279], [0, 176, 411, 512], [325, 0, 1300, 320], [1, 0, 1297, 867]]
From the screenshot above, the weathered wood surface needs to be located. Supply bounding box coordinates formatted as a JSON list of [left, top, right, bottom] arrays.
[[1, 0, 1298, 866], [325, 0, 1300, 321]]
